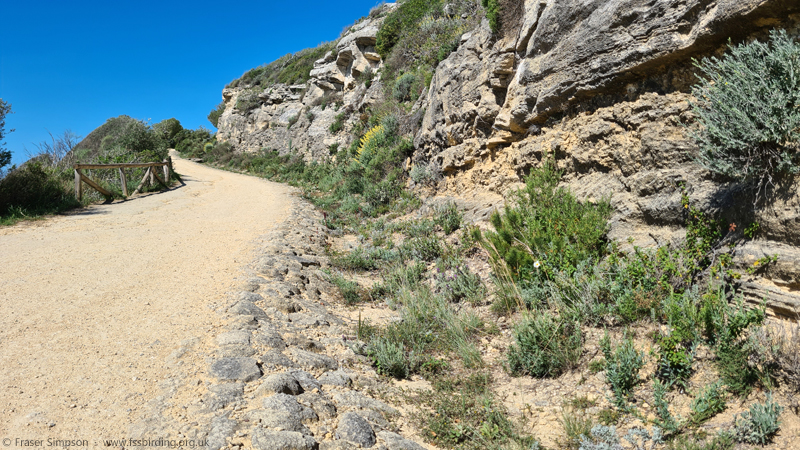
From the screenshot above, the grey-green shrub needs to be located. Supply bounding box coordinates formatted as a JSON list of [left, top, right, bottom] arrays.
[[368, 336, 409, 379], [410, 161, 439, 186], [433, 260, 485, 304], [601, 332, 645, 408], [507, 312, 582, 378], [733, 394, 783, 445], [691, 29, 800, 196], [579, 425, 663, 450], [393, 73, 418, 102]]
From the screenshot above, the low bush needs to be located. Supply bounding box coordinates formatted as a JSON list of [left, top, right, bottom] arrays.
[[579, 425, 663, 450], [752, 321, 800, 395], [330, 246, 396, 271], [399, 235, 443, 262], [393, 73, 418, 102], [368, 336, 409, 378], [419, 373, 528, 450], [655, 333, 695, 392], [666, 434, 734, 450], [410, 161, 440, 186], [561, 409, 594, 450], [733, 394, 783, 445], [507, 312, 582, 378], [481, 158, 612, 292], [689, 382, 726, 426], [433, 201, 462, 234], [433, 259, 485, 305], [653, 379, 680, 433], [227, 42, 336, 89], [691, 29, 800, 199], [601, 332, 645, 408], [0, 162, 79, 220], [329, 112, 346, 133], [329, 272, 364, 305], [481, 0, 500, 33], [703, 291, 767, 396]]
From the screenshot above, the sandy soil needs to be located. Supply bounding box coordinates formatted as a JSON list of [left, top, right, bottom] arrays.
[[0, 155, 293, 445]]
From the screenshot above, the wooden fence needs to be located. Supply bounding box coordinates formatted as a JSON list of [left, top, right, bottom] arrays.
[[74, 157, 173, 201]]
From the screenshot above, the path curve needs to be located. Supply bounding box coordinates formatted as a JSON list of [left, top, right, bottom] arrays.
[[0, 155, 293, 443]]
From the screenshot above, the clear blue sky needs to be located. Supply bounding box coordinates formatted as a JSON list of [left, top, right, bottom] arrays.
[[1, 0, 383, 167]]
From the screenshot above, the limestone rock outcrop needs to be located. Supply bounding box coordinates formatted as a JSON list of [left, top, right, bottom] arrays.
[[215, 5, 396, 160]]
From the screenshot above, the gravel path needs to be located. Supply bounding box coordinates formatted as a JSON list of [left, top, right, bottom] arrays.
[[0, 155, 431, 450], [0, 155, 292, 445]]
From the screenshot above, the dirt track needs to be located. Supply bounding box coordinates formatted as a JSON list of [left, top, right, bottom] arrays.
[[0, 155, 293, 444]]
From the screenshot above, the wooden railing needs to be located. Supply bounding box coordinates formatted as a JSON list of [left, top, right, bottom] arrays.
[[74, 157, 173, 201]]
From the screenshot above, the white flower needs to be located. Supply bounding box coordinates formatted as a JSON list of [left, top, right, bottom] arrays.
[[534, 261, 541, 268]]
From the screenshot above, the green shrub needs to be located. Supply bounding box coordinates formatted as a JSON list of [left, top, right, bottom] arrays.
[[481, 158, 612, 298], [375, 0, 445, 58], [329, 272, 364, 305], [286, 114, 299, 129], [733, 394, 783, 445], [410, 161, 439, 185], [329, 112, 345, 133], [434, 201, 462, 234], [561, 409, 594, 450], [601, 332, 645, 408], [400, 235, 444, 262], [0, 99, 11, 172], [227, 43, 335, 89], [703, 291, 766, 396], [481, 0, 500, 33], [655, 333, 695, 391], [393, 72, 418, 102], [368, 336, 409, 378], [507, 312, 582, 378], [689, 381, 726, 426], [421, 373, 524, 450], [667, 434, 734, 450], [207, 102, 225, 128], [330, 246, 397, 271], [579, 425, 663, 450], [691, 29, 800, 197], [0, 162, 79, 219], [358, 66, 375, 88], [235, 88, 263, 113]]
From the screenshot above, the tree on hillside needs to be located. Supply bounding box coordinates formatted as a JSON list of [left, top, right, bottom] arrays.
[[0, 99, 13, 171]]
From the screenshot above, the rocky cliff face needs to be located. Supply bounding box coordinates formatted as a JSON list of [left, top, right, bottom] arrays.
[[216, 6, 395, 161], [216, 0, 800, 317]]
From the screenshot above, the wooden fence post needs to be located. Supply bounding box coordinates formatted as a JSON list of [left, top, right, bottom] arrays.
[[119, 168, 129, 197], [163, 158, 170, 184], [74, 168, 83, 201]]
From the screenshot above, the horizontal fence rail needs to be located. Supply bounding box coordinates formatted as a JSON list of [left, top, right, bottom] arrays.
[[74, 157, 173, 201]]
